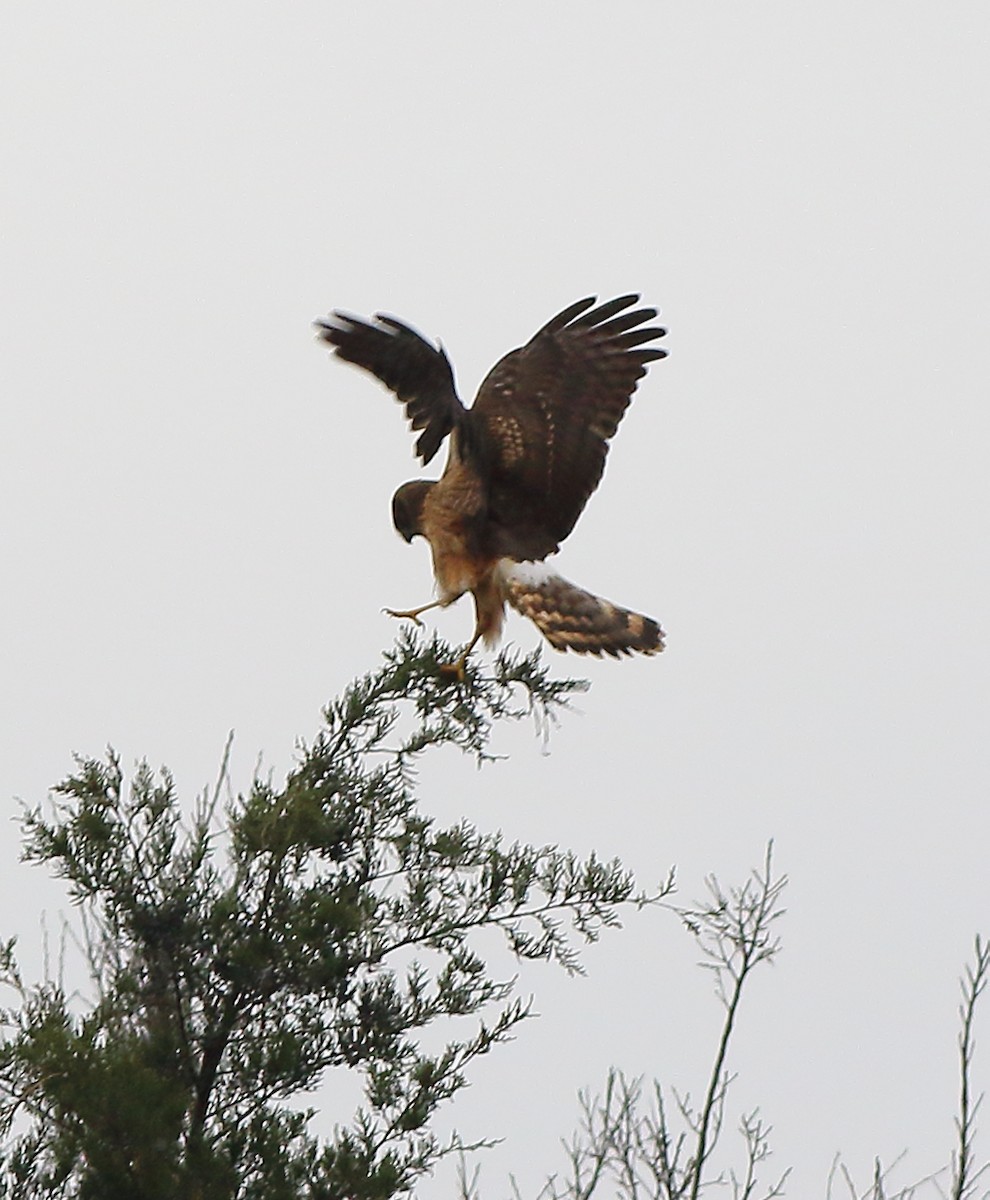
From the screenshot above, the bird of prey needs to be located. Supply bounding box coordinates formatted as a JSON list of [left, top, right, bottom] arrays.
[[315, 294, 667, 678]]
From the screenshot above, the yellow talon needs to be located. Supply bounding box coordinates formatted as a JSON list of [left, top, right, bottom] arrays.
[[383, 599, 444, 627], [384, 607, 424, 627]]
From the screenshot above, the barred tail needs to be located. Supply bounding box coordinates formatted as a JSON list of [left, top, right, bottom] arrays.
[[504, 562, 664, 657]]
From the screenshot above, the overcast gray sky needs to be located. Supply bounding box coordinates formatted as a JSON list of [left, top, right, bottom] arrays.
[[2, 2, 989, 1194]]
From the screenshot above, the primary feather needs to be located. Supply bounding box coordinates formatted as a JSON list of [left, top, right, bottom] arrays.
[[316, 294, 667, 666]]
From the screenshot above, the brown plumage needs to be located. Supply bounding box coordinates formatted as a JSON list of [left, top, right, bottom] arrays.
[[315, 295, 667, 674]]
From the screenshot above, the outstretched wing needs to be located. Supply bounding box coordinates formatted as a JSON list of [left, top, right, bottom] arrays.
[[468, 295, 666, 560], [315, 310, 465, 465]]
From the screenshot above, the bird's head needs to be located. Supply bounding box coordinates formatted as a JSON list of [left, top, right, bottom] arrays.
[[391, 480, 434, 543]]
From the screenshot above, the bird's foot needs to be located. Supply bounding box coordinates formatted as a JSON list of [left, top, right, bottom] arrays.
[[437, 656, 468, 684], [383, 606, 426, 627]]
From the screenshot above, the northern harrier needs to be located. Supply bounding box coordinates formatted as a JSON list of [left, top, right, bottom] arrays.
[[316, 294, 667, 677]]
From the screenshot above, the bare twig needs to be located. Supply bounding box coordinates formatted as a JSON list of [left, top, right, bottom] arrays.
[[953, 936, 990, 1200]]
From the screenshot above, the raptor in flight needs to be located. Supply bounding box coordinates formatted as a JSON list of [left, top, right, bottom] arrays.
[[315, 294, 667, 677]]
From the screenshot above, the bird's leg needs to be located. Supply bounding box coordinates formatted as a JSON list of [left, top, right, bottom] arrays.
[[383, 599, 445, 627], [438, 581, 502, 681], [438, 629, 484, 683]]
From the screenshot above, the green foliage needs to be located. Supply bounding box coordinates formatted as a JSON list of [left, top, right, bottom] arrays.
[[0, 632, 668, 1199]]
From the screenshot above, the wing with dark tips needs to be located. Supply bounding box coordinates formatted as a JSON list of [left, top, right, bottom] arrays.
[[315, 310, 465, 465], [468, 294, 667, 560]]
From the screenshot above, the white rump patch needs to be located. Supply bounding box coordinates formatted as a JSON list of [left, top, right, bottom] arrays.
[[500, 559, 560, 589]]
